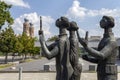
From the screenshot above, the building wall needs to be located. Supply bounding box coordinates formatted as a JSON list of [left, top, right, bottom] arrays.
[[29, 26, 34, 38], [117, 39, 120, 59], [23, 21, 30, 36], [117, 39, 120, 46], [119, 47, 120, 59], [23, 20, 34, 37]]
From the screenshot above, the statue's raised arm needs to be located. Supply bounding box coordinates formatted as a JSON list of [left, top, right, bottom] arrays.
[[39, 16, 58, 59], [76, 16, 117, 60]]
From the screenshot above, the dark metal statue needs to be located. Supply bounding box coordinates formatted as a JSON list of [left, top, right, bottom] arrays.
[[67, 21, 82, 80], [77, 15, 118, 80], [39, 16, 73, 80]]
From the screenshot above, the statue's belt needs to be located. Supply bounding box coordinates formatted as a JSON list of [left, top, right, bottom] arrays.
[[105, 65, 117, 74]]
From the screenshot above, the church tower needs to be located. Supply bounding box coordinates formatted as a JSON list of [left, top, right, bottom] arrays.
[[23, 18, 30, 36], [29, 23, 34, 38]]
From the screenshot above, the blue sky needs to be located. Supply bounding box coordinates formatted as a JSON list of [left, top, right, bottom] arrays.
[[2, 0, 120, 39]]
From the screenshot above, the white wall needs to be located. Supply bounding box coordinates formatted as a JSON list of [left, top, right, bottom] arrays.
[[117, 38, 120, 46]]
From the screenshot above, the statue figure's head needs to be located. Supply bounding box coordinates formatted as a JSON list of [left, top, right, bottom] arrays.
[[67, 21, 79, 31], [55, 16, 70, 28], [100, 15, 115, 29]]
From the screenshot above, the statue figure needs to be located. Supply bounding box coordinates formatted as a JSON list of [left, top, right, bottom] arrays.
[[39, 16, 73, 80], [67, 21, 82, 80], [77, 15, 118, 80]]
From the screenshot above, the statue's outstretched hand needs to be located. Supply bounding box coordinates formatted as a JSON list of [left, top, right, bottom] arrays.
[[39, 30, 45, 43], [82, 54, 88, 60], [76, 31, 88, 47], [39, 30, 43, 35]]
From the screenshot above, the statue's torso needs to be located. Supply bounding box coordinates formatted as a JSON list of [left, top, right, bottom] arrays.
[[97, 37, 118, 79], [69, 37, 79, 66], [56, 36, 73, 80], [98, 37, 117, 64]]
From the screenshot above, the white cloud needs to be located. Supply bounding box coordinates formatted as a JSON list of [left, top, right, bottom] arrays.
[[1, 0, 30, 8], [66, 0, 87, 19], [78, 28, 86, 37], [66, 0, 120, 18], [87, 8, 120, 17], [113, 18, 120, 37], [65, 0, 120, 37], [12, 12, 55, 39]]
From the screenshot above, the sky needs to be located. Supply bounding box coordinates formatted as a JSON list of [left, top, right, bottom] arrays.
[[1, 0, 120, 39]]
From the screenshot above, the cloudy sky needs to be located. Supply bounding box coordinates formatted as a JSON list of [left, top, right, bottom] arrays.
[[2, 0, 120, 39]]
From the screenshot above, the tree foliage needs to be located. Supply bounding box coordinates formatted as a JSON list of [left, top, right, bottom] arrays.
[[13, 36, 23, 54], [0, 28, 40, 63], [0, 27, 40, 63], [0, 26, 15, 63], [18, 33, 40, 59], [0, 26, 15, 52], [0, 1, 13, 29]]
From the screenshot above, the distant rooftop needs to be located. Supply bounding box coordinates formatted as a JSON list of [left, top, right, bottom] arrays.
[[88, 36, 101, 42]]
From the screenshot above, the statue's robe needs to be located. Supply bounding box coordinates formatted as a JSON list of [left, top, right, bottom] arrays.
[[69, 36, 82, 80], [56, 36, 73, 80], [41, 35, 73, 80]]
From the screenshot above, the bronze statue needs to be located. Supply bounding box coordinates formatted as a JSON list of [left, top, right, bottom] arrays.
[[39, 16, 73, 80], [67, 21, 82, 80], [77, 15, 118, 80]]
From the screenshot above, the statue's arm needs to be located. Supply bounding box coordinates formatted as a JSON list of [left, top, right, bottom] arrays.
[[47, 41, 58, 51], [76, 31, 116, 60], [82, 54, 99, 63], [39, 34, 58, 59], [84, 42, 116, 60]]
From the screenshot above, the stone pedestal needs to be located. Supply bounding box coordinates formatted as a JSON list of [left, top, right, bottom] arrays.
[[44, 65, 50, 71]]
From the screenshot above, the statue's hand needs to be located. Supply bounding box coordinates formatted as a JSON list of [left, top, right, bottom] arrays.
[[80, 38, 88, 47], [76, 31, 88, 47], [38, 30, 43, 35], [82, 54, 88, 60], [39, 30, 45, 43]]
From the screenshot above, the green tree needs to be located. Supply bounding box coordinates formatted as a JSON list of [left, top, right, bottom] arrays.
[[19, 33, 36, 59], [29, 46, 40, 58], [0, 1, 13, 29], [12, 36, 24, 61], [28, 37, 40, 58], [0, 26, 15, 63], [13, 37, 23, 54], [19, 33, 28, 59]]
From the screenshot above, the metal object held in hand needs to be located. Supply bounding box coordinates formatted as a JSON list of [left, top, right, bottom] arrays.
[[85, 31, 88, 41], [39, 16, 43, 35]]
